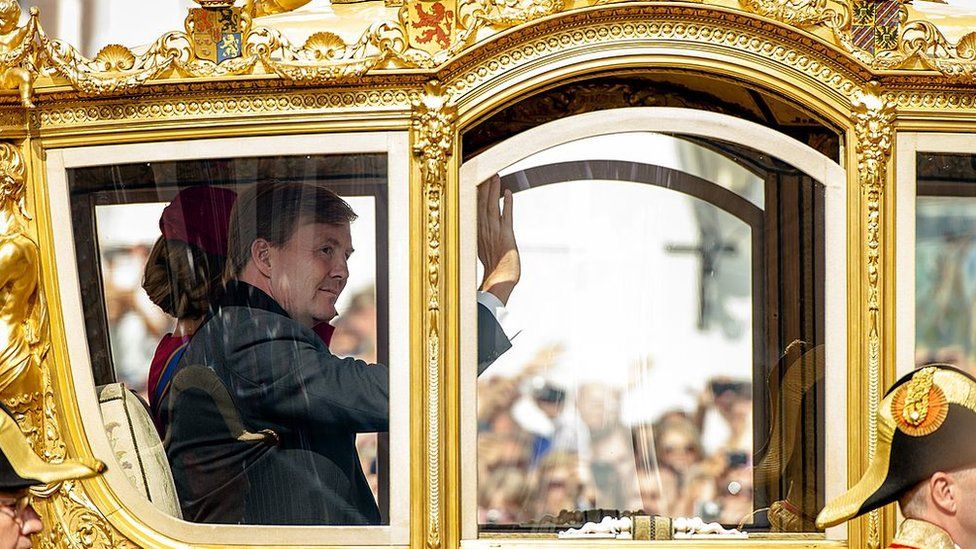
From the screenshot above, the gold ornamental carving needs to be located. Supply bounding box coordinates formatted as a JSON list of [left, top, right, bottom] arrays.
[[445, 5, 866, 103], [0, 0, 974, 97], [0, 142, 134, 547], [739, 0, 833, 28], [0, 0, 571, 99], [736, 0, 976, 79], [412, 80, 456, 549], [35, 86, 414, 131], [852, 82, 895, 549]]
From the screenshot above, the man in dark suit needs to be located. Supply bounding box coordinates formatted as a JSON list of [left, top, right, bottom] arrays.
[[160, 177, 519, 525]]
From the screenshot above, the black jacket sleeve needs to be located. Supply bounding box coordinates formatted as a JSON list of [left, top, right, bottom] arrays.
[[220, 302, 509, 434], [477, 303, 512, 375]]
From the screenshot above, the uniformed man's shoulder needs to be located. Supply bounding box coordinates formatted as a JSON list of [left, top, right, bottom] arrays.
[[889, 519, 957, 549]]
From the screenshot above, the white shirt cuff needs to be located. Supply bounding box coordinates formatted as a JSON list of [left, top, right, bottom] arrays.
[[477, 291, 521, 341]]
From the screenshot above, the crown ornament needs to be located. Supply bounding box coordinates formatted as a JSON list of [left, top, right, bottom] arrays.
[[193, 0, 237, 8]]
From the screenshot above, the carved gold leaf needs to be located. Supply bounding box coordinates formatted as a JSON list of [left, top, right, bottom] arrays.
[[852, 82, 896, 549], [0, 0, 973, 95], [412, 79, 456, 549], [0, 0, 584, 98], [736, 0, 976, 78], [739, 0, 832, 27]]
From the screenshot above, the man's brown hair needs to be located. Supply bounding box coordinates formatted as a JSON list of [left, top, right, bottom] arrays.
[[225, 181, 358, 279]]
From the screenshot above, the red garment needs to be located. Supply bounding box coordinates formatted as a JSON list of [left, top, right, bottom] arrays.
[[159, 186, 237, 255], [313, 322, 335, 346]]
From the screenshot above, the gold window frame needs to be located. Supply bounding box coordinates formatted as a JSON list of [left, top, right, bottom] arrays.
[[894, 133, 976, 381], [457, 106, 850, 542], [0, 0, 970, 546], [42, 132, 412, 546]]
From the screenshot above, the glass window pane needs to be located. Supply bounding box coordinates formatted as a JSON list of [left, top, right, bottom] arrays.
[[69, 154, 391, 526], [916, 152, 976, 375], [473, 133, 827, 534]]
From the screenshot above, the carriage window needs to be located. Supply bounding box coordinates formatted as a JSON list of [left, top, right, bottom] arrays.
[[916, 152, 976, 376], [473, 133, 827, 535], [69, 154, 392, 526]]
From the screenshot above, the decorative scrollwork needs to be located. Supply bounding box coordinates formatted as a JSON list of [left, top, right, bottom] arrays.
[[852, 82, 895, 549], [0, 0, 582, 97], [898, 20, 976, 77], [736, 0, 976, 79], [0, 0, 399, 96], [739, 0, 832, 27], [412, 80, 456, 549], [463, 0, 565, 27]]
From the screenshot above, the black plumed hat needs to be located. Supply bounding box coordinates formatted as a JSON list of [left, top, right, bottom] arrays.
[[817, 364, 976, 528], [0, 403, 104, 492]]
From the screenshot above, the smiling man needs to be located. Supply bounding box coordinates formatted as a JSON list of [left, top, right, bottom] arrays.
[[160, 180, 518, 526]]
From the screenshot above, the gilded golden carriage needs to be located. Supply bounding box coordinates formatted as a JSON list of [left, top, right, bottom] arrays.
[[0, 0, 974, 546]]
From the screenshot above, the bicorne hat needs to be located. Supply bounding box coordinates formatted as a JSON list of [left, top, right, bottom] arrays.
[[0, 404, 104, 491], [817, 364, 976, 528]]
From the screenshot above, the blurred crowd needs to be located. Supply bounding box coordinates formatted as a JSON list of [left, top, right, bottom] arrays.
[[104, 246, 759, 529], [916, 345, 976, 378], [103, 245, 169, 402], [477, 346, 755, 528]]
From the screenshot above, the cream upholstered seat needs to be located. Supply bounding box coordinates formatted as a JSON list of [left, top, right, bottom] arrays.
[[97, 383, 182, 518]]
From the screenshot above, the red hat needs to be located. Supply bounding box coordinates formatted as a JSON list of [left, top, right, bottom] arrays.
[[159, 186, 237, 256]]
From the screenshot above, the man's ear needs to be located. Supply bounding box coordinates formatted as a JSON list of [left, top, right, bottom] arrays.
[[929, 472, 957, 515], [250, 239, 273, 278]]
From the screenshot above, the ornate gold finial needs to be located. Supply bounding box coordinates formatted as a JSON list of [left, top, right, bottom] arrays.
[[247, 0, 313, 17], [0, 0, 34, 108], [193, 0, 237, 8]]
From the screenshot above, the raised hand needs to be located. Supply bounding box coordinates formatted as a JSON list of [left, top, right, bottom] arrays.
[[477, 174, 520, 305]]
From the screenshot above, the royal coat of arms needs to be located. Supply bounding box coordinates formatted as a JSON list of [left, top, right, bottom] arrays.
[[406, 0, 457, 56], [189, 6, 244, 63], [851, 0, 901, 55]]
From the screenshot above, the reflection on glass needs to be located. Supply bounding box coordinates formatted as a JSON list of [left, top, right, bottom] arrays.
[[475, 133, 826, 534], [916, 153, 976, 375], [71, 155, 389, 525]]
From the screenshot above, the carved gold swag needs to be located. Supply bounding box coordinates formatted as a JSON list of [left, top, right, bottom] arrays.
[[0, 0, 567, 105], [0, 0, 972, 105]]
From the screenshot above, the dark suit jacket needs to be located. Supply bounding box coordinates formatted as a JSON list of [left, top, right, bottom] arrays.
[[159, 280, 510, 525]]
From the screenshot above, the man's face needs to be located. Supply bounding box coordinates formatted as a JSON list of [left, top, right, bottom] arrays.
[[267, 221, 353, 327], [951, 466, 976, 545], [0, 492, 41, 549]]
